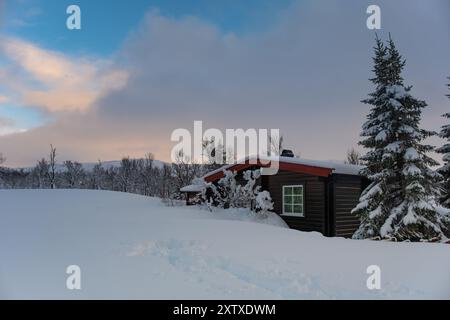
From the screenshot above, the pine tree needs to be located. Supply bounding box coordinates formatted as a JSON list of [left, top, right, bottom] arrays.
[[436, 78, 450, 207], [353, 35, 449, 241], [352, 36, 397, 239]]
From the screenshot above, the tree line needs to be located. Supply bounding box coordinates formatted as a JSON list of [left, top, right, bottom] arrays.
[[0, 136, 283, 198], [0, 148, 210, 200]]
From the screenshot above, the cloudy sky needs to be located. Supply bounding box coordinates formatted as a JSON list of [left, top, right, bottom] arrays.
[[0, 0, 449, 167]]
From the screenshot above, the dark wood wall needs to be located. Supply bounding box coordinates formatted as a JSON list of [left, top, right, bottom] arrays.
[[332, 174, 366, 238], [261, 171, 326, 234], [225, 167, 366, 238]]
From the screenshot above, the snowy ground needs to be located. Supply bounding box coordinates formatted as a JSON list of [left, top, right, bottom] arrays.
[[1, 189, 449, 299]]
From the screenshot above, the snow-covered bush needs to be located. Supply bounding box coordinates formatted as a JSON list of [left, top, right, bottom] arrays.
[[255, 191, 274, 218], [198, 169, 274, 218]]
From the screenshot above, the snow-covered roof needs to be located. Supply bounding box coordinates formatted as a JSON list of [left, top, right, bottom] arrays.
[[203, 155, 364, 179], [269, 156, 364, 175], [180, 184, 204, 193]]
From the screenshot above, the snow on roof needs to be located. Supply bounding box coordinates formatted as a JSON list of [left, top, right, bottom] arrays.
[[180, 184, 204, 193], [203, 155, 365, 178]]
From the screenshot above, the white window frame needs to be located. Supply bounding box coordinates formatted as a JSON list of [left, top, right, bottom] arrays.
[[281, 185, 304, 217]]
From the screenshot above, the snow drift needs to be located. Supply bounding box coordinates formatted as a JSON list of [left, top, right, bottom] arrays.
[[0, 189, 449, 299]]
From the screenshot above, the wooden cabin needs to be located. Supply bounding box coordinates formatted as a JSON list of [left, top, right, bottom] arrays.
[[181, 155, 369, 238]]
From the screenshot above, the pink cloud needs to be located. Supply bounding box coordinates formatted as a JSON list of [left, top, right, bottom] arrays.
[[0, 37, 128, 112], [0, 95, 9, 104]]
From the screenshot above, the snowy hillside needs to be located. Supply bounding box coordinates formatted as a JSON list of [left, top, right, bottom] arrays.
[[1, 190, 449, 299]]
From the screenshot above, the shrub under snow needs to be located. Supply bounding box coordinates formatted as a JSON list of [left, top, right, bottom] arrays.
[[197, 169, 274, 218]]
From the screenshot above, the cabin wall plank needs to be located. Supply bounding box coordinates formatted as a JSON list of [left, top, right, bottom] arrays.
[[263, 170, 326, 234], [333, 175, 365, 238]]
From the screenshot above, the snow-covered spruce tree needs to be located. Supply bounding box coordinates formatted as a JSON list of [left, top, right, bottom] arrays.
[[436, 79, 450, 207], [352, 37, 396, 239], [353, 36, 449, 241]]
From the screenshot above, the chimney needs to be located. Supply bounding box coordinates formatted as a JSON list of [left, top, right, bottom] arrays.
[[280, 149, 295, 158]]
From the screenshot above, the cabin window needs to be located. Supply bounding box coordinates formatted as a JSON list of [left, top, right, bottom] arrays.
[[282, 185, 304, 217]]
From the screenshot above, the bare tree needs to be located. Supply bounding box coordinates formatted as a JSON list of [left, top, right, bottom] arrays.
[[35, 158, 50, 188], [90, 160, 105, 190], [268, 134, 284, 156], [202, 137, 227, 169], [118, 157, 132, 192], [48, 144, 57, 189], [0, 153, 6, 187], [117, 157, 141, 192], [104, 167, 117, 191], [63, 160, 85, 188], [145, 152, 154, 165], [140, 153, 157, 196], [345, 148, 361, 165], [160, 163, 174, 199], [173, 150, 201, 194]]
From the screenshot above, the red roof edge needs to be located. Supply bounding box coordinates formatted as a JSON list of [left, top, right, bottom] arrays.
[[204, 160, 332, 183]]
